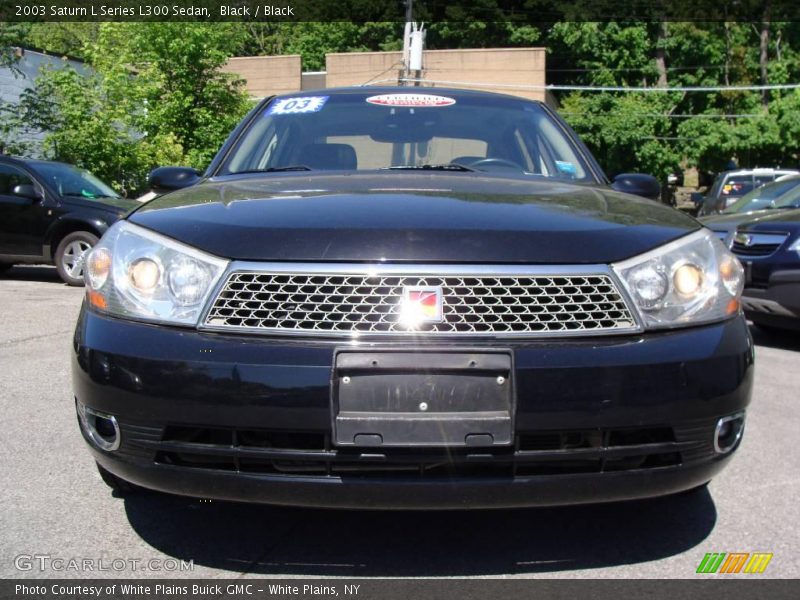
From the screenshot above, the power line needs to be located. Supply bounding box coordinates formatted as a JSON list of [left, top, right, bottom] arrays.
[[548, 65, 727, 72], [360, 60, 404, 86], [376, 77, 800, 93]]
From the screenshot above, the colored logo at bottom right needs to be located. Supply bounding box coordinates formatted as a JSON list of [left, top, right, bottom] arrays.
[[696, 552, 773, 574]]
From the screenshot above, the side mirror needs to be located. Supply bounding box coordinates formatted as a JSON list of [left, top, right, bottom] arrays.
[[611, 173, 661, 201], [12, 184, 43, 201], [148, 166, 202, 194]]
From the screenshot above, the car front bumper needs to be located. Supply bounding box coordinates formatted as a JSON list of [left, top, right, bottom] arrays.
[[72, 306, 754, 509], [742, 269, 800, 330]]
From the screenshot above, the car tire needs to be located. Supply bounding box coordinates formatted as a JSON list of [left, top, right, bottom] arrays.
[[55, 231, 98, 286], [0, 263, 13, 275], [96, 462, 142, 494]]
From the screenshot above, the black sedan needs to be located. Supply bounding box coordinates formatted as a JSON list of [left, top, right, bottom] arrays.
[[0, 157, 138, 285], [73, 88, 752, 509], [729, 208, 800, 331]]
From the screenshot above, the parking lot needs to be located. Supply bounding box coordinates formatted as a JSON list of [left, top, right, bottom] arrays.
[[1, 265, 799, 579]]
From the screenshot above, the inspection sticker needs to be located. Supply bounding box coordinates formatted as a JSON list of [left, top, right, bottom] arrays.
[[267, 96, 329, 115], [365, 93, 456, 107], [555, 160, 577, 176]]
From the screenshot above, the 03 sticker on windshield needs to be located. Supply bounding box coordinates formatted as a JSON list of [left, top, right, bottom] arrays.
[[266, 96, 329, 115]]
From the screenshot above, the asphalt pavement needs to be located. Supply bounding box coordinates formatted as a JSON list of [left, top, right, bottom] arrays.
[[1, 265, 798, 580]]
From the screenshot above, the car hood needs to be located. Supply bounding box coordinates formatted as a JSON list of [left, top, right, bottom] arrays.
[[735, 208, 800, 233], [699, 209, 777, 233], [128, 173, 698, 264], [63, 195, 140, 213]]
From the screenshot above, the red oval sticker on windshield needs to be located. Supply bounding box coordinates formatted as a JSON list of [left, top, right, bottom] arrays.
[[365, 94, 456, 107]]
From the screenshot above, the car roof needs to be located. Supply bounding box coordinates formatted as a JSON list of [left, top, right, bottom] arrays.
[[775, 173, 800, 182], [721, 168, 799, 177], [270, 86, 545, 105], [0, 155, 75, 169], [758, 173, 800, 185]]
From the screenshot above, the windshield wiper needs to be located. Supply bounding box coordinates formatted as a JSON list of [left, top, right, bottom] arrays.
[[233, 165, 312, 174], [61, 192, 119, 199], [382, 163, 476, 172]]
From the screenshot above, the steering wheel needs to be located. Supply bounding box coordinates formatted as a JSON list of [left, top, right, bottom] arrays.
[[469, 157, 524, 171]]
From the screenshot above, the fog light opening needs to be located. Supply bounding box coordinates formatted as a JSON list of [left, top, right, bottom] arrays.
[[76, 401, 121, 452], [714, 412, 745, 454]]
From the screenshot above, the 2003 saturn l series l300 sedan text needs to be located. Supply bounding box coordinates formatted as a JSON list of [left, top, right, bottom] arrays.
[[72, 88, 753, 509]]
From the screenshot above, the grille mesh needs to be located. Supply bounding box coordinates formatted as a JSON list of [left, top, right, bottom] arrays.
[[204, 270, 636, 336], [732, 241, 784, 257], [731, 232, 788, 257]]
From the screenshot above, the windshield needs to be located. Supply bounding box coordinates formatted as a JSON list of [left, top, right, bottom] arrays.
[[772, 184, 800, 210], [719, 176, 754, 200], [30, 163, 119, 199], [723, 177, 800, 213], [222, 91, 594, 182]]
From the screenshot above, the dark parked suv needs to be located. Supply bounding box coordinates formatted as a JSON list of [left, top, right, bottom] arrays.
[[0, 156, 138, 285], [73, 88, 753, 509], [730, 208, 800, 331]]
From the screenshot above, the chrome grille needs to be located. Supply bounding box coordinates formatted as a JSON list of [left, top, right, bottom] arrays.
[[203, 266, 638, 336], [731, 232, 788, 257]]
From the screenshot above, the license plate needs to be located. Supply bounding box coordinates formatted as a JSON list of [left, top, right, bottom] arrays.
[[332, 350, 513, 447]]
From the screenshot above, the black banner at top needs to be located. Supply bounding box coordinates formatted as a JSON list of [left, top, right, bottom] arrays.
[[2, 0, 800, 23]]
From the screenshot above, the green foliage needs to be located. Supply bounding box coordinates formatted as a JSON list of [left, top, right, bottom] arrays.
[[0, 21, 30, 70], [5, 23, 251, 194], [239, 22, 403, 71], [560, 92, 682, 179], [552, 20, 800, 177], [24, 23, 100, 59], [15, 67, 183, 194], [677, 90, 800, 172], [85, 23, 252, 168], [549, 22, 655, 86]]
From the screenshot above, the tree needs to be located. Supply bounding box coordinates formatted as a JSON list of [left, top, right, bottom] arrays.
[[560, 92, 682, 180], [24, 23, 100, 59], [10, 23, 251, 193], [238, 22, 402, 71], [17, 66, 183, 194], [0, 21, 29, 70], [86, 23, 252, 168]]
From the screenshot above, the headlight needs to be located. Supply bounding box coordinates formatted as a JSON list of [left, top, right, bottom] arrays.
[[84, 221, 228, 325], [612, 229, 744, 329], [790, 236, 800, 256]]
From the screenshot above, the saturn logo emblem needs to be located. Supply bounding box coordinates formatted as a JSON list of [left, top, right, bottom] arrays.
[[398, 286, 444, 327]]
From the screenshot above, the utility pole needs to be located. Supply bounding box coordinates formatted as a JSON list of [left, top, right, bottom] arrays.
[[401, 0, 414, 84], [400, 0, 425, 87], [408, 26, 424, 86]]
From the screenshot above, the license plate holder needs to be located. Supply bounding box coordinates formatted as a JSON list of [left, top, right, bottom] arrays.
[[332, 350, 513, 447]]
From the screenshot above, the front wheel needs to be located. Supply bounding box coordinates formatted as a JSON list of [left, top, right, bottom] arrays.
[[55, 231, 98, 286]]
